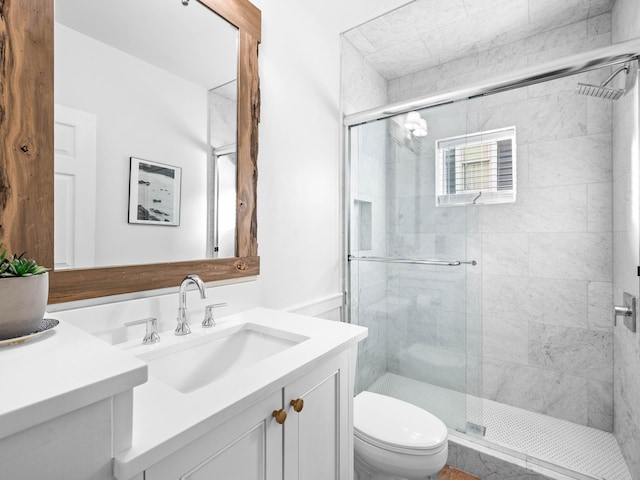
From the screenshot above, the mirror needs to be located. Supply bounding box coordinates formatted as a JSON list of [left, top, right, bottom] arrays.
[[209, 80, 239, 258], [54, 0, 238, 268], [0, 0, 261, 303]]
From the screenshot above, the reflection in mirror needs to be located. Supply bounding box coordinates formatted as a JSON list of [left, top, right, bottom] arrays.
[[208, 81, 238, 258], [53, 0, 238, 269]]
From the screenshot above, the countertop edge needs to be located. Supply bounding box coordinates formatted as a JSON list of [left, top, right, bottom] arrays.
[[0, 364, 147, 441], [0, 321, 148, 441]]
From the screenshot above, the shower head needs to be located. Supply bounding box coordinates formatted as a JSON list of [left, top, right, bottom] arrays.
[[576, 64, 629, 99], [576, 83, 625, 99]]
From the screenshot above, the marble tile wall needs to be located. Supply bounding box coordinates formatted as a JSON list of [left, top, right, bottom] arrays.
[[343, 0, 614, 81], [384, 17, 615, 430], [388, 14, 612, 103], [611, 0, 640, 477], [341, 38, 388, 115]]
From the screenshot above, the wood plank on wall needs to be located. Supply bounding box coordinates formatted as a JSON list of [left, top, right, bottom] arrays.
[[49, 256, 260, 304], [0, 0, 54, 267], [237, 30, 260, 258]]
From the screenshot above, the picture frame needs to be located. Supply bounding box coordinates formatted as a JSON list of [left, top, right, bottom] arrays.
[[128, 157, 182, 226]]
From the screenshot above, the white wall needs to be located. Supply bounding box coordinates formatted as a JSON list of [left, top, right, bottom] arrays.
[[242, 0, 411, 312], [234, 0, 341, 310], [55, 24, 209, 266]]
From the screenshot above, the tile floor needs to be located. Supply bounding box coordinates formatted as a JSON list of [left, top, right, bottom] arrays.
[[439, 465, 482, 480]]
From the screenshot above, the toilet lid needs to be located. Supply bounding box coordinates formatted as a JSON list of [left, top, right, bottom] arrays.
[[354, 392, 447, 452]]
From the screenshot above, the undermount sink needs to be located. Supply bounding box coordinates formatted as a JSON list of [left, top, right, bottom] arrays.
[[137, 323, 308, 393]]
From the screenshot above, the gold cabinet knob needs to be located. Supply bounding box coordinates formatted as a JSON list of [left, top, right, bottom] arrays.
[[290, 398, 304, 413], [272, 409, 287, 424]]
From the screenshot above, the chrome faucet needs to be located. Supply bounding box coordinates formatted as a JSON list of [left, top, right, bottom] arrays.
[[124, 317, 160, 344], [175, 274, 208, 336]]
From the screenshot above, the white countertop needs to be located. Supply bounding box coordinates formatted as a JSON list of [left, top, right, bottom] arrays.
[[113, 307, 367, 480], [0, 320, 147, 441]]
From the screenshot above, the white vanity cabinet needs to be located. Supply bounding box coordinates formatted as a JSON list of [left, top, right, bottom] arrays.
[[144, 350, 353, 480], [144, 390, 284, 479], [284, 350, 351, 480]]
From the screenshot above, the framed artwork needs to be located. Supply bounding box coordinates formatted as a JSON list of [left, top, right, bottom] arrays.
[[128, 157, 181, 226]]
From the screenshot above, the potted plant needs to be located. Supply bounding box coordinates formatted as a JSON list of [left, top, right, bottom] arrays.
[[0, 245, 48, 340]]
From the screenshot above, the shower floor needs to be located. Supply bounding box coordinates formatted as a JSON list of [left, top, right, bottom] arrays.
[[368, 373, 631, 480]]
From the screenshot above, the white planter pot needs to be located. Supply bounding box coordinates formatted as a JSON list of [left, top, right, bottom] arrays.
[[0, 272, 48, 340]]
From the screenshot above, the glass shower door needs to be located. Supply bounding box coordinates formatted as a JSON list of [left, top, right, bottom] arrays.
[[348, 100, 483, 435]]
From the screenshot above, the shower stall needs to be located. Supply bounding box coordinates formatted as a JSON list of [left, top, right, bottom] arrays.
[[345, 42, 639, 480]]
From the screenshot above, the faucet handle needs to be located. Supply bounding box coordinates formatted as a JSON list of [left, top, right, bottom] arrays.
[[202, 302, 228, 328], [124, 317, 160, 345]]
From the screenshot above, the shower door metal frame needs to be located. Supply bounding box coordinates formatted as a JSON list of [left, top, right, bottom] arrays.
[[342, 37, 640, 324], [344, 38, 640, 128]]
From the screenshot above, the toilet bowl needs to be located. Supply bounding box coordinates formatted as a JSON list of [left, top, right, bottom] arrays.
[[354, 392, 448, 480]]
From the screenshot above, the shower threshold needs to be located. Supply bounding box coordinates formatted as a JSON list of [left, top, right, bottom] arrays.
[[367, 373, 631, 480]]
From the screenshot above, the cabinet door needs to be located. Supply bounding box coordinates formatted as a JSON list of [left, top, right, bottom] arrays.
[[145, 391, 283, 480], [284, 351, 351, 480]]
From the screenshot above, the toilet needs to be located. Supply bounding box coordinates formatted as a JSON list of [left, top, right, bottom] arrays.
[[353, 392, 448, 480]]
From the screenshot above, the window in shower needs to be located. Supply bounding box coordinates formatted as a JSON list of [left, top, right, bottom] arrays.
[[436, 126, 516, 206]]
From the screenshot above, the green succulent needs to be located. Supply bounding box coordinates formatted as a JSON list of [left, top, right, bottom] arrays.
[[0, 244, 47, 277]]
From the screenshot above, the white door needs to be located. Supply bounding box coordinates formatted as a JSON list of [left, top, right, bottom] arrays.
[[54, 105, 97, 269]]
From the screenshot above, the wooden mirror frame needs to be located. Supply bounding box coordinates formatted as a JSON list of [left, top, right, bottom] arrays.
[[0, 0, 260, 303]]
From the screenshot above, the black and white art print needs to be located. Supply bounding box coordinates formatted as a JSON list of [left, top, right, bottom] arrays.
[[128, 157, 182, 226]]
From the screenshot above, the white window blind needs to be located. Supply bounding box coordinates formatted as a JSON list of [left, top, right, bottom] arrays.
[[436, 126, 516, 206]]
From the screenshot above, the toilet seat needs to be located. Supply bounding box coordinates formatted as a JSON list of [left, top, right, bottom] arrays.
[[354, 392, 448, 455]]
